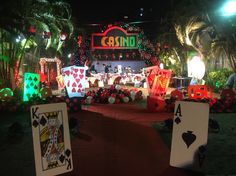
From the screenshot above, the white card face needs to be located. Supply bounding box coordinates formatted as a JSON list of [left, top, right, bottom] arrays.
[[31, 103, 73, 176], [61, 66, 85, 98], [170, 101, 209, 171]]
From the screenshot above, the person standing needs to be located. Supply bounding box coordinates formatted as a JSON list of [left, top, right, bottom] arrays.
[[225, 72, 236, 89]]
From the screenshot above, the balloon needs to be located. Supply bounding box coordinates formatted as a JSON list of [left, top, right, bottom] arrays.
[[130, 91, 136, 101], [115, 85, 121, 90], [108, 96, 115, 104], [123, 96, 129, 103], [85, 96, 93, 105]]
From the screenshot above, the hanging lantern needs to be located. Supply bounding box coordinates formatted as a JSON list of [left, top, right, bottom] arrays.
[[77, 35, 83, 47], [28, 26, 36, 34], [59, 33, 67, 41], [43, 31, 51, 39]]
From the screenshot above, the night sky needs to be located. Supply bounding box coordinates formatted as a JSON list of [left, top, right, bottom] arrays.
[[67, 0, 172, 25]]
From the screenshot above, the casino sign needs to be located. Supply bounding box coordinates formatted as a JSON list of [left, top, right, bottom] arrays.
[[91, 26, 138, 49]]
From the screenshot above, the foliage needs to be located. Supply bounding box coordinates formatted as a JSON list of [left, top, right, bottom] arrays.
[[206, 68, 234, 93], [0, 0, 74, 89], [159, 48, 181, 76]]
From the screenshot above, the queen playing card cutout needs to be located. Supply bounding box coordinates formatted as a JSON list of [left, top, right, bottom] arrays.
[[170, 101, 209, 171], [31, 103, 73, 176]]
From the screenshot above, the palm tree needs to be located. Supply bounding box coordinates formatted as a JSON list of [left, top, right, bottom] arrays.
[[0, 0, 74, 89], [171, 0, 236, 72]]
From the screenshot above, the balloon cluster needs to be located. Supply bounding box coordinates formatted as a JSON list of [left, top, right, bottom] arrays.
[[165, 89, 236, 113], [81, 85, 143, 105]]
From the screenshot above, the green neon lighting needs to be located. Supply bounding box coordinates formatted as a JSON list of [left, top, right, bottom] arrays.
[[23, 73, 40, 101]]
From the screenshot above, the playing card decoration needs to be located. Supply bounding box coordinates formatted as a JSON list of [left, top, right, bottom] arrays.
[[144, 65, 171, 112], [56, 75, 65, 89], [61, 66, 86, 98], [31, 103, 73, 176], [144, 65, 172, 98], [182, 131, 196, 148], [170, 101, 209, 171], [23, 73, 40, 101]]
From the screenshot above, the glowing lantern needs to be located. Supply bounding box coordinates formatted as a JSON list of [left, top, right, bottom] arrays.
[[0, 88, 14, 101], [188, 56, 205, 80], [23, 73, 40, 101], [40, 87, 52, 99]]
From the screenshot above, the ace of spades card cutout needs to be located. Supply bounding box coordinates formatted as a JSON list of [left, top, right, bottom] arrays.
[[31, 103, 73, 176], [170, 101, 209, 171], [61, 66, 86, 98]]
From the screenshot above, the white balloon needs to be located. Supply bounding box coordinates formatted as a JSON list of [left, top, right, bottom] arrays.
[[85, 96, 93, 104], [108, 96, 115, 104], [115, 84, 121, 90], [130, 91, 136, 101]]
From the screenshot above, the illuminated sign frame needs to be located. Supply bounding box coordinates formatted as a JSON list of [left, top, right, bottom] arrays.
[[91, 26, 138, 49]]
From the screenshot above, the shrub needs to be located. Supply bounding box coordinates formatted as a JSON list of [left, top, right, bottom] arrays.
[[206, 68, 234, 93]]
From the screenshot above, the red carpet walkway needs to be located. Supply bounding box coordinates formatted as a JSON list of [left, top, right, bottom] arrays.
[[61, 103, 203, 176]]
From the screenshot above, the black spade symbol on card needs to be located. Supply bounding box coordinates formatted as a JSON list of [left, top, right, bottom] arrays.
[[174, 117, 181, 124], [182, 131, 196, 148]]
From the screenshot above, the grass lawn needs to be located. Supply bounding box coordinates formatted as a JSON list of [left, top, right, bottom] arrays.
[[152, 113, 236, 175]]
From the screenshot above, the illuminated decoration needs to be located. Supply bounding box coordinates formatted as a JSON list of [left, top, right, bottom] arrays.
[[91, 26, 138, 49], [28, 25, 36, 34], [59, 33, 67, 41], [43, 31, 51, 39], [61, 66, 86, 98], [39, 57, 62, 87], [56, 75, 65, 89], [188, 85, 212, 99], [170, 89, 183, 101], [144, 65, 172, 112], [147, 96, 166, 112], [23, 73, 40, 101], [77, 35, 83, 47], [144, 65, 172, 98], [187, 56, 205, 80], [0, 88, 14, 101], [40, 87, 52, 99]]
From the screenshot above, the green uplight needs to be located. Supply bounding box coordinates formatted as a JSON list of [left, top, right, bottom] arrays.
[[222, 1, 236, 16], [23, 73, 40, 101]]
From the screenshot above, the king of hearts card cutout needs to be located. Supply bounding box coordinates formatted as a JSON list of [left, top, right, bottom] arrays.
[[31, 103, 73, 176], [61, 66, 86, 98], [170, 101, 209, 171]]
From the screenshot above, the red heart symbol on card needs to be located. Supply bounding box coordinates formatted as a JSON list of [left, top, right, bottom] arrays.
[[78, 83, 82, 88], [72, 82, 77, 87], [76, 79, 80, 83], [74, 68, 79, 73], [67, 80, 70, 87], [72, 88, 76, 92], [73, 74, 78, 78], [64, 70, 70, 76], [79, 74, 84, 79], [81, 88, 85, 91], [77, 88, 81, 92], [80, 69, 84, 74]]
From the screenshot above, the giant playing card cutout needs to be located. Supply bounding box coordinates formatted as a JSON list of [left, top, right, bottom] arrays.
[[61, 66, 86, 98], [144, 65, 172, 98]]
